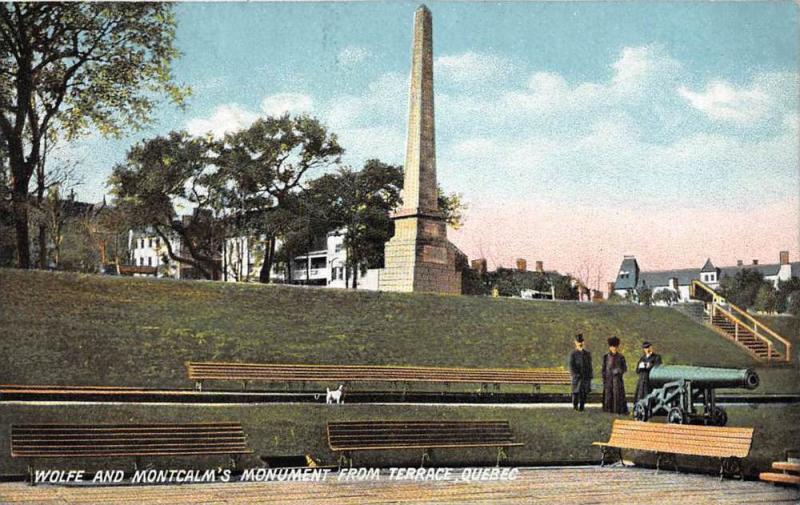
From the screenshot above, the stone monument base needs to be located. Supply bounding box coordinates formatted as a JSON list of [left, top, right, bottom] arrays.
[[379, 215, 462, 294]]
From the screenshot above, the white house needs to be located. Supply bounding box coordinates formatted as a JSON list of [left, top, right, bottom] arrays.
[[127, 229, 183, 278], [611, 251, 799, 303]]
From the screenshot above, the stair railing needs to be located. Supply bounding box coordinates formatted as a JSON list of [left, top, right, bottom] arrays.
[[691, 280, 792, 363]]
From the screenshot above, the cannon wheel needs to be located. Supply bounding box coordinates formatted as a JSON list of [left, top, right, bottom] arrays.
[[633, 402, 648, 422], [710, 406, 728, 427], [667, 407, 686, 424]]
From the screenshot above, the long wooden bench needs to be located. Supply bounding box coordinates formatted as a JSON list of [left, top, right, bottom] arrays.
[[593, 419, 753, 479], [186, 362, 571, 392], [11, 422, 253, 484], [327, 419, 523, 467]]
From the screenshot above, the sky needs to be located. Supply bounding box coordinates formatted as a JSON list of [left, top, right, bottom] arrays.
[[61, 1, 800, 290]]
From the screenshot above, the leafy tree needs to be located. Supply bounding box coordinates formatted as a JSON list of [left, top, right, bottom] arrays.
[[789, 292, 800, 317], [653, 288, 679, 306], [636, 285, 653, 306], [551, 274, 579, 300], [719, 269, 769, 309], [0, 3, 187, 268], [754, 283, 777, 314], [213, 115, 343, 283], [776, 277, 800, 314], [306, 160, 402, 288], [110, 132, 225, 280]]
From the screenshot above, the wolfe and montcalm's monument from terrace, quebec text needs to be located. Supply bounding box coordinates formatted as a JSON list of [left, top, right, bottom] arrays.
[[379, 5, 462, 294]]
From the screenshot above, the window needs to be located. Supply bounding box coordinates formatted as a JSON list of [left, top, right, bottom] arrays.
[[140, 239, 145, 249], [147, 257, 152, 266], [155, 238, 160, 247], [139, 257, 144, 266]]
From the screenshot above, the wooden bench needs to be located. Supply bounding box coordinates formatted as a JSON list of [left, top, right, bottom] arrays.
[[760, 450, 800, 486], [186, 362, 571, 392], [11, 422, 253, 484], [593, 420, 753, 479], [327, 419, 523, 467]]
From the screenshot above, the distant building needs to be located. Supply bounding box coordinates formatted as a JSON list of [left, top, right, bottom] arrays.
[[127, 228, 185, 278], [611, 251, 800, 302]]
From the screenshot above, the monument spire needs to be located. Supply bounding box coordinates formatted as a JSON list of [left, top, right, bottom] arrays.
[[379, 5, 463, 294], [401, 4, 438, 217]]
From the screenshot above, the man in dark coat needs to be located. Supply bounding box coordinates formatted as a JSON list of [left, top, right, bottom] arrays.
[[568, 333, 592, 411], [633, 341, 662, 403], [602, 336, 628, 414]]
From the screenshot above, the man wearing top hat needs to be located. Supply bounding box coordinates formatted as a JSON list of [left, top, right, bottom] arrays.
[[568, 334, 592, 411], [633, 341, 662, 404]]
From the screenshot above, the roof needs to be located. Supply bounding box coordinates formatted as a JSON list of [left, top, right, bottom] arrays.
[[700, 258, 717, 273], [720, 263, 782, 278], [639, 268, 700, 288], [613, 257, 639, 290], [612, 255, 799, 291]]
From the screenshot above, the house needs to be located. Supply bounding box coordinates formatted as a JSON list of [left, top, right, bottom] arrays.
[[611, 251, 800, 302]]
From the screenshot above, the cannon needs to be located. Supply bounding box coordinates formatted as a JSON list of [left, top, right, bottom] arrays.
[[633, 365, 759, 426]]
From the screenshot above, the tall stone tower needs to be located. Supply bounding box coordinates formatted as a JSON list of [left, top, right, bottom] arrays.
[[379, 5, 462, 294]]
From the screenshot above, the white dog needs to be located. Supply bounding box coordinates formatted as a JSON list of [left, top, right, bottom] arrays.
[[326, 384, 344, 404]]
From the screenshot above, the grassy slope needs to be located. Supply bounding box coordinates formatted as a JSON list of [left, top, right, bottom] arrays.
[[0, 269, 794, 393], [0, 403, 795, 478]]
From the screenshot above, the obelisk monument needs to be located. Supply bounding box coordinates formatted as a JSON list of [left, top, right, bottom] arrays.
[[379, 5, 462, 294]]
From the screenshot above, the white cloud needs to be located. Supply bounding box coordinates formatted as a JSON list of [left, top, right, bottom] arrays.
[[260, 92, 314, 117], [678, 72, 797, 125], [185, 104, 259, 138], [435, 52, 515, 85], [337, 45, 371, 67]]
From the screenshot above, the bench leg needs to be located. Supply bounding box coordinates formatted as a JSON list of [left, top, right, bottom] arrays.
[[656, 453, 678, 474], [600, 447, 621, 467], [338, 453, 352, 470], [421, 449, 431, 468], [496, 447, 509, 467], [195, 380, 203, 391], [27, 462, 34, 487], [720, 457, 742, 481]]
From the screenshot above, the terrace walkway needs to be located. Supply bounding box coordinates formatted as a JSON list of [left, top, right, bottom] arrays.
[[0, 466, 798, 504]]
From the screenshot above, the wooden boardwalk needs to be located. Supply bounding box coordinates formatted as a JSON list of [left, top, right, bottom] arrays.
[[0, 467, 797, 504]]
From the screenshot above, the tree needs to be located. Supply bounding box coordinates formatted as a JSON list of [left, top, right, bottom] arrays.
[[776, 277, 800, 314], [110, 132, 225, 280], [719, 269, 768, 309], [636, 285, 653, 306], [213, 115, 343, 283], [653, 288, 679, 306], [307, 160, 403, 288], [0, 3, 187, 268], [754, 283, 777, 314], [789, 292, 800, 317]]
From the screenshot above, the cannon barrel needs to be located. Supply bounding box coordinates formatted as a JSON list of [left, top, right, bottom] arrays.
[[648, 365, 759, 390]]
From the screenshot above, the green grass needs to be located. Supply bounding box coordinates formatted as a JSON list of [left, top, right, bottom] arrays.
[[0, 269, 795, 393], [0, 403, 796, 478]]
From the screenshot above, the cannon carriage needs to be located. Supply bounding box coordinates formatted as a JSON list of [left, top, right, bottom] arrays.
[[633, 365, 759, 426]]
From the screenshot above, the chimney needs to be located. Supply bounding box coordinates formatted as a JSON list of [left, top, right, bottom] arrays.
[[752, 259, 759, 265], [780, 251, 789, 265], [535, 260, 544, 273], [471, 258, 487, 275], [516, 258, 527, 272], [736, 260, 743, 267]]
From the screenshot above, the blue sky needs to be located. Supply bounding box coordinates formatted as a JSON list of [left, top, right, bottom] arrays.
[[62, 1, 799, 280]]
